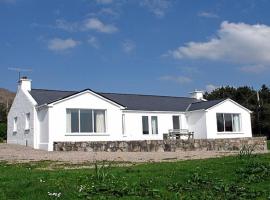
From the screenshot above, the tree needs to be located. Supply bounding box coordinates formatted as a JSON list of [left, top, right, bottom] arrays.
[[0, 103, 9, 141]]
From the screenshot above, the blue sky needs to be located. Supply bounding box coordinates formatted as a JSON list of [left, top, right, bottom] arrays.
[[1, 0, 270, 96]]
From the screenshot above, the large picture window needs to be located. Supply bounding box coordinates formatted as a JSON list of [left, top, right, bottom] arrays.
[[216, 113, 241, 132], [66, 109, 106, 133]]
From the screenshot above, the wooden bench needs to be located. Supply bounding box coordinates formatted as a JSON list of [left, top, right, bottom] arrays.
[[164, 129, 194, 140]]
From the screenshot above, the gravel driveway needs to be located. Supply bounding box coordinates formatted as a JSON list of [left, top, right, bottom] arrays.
[[0, 143, 249, 164]]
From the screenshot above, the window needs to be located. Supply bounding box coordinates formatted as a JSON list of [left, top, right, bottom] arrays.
[[66, 109, 106, 133], [216, 113, 224, 132], [13, 117, 17, 132], [216, 113, 241, 132], [80, 110, 93, 132], [67, 109, 79, 133], [25, 113, 30, 130], [142, 116, 149, 134], [151, 116, 158, 134], [122, 114, 125, 135], [94, 110, 106, 133], [172, 116, 180, 130], [232, 114, 241, 132]]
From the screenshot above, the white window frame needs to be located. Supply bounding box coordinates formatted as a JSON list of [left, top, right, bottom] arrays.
[[216, 113, 242, 133], [66, 109, 107, 134], [13, 117, 18, 133], [172, 115, 181, 130], [142, 116, 149, 135], [151, 116, 158, 135], [122, 114, 126, 135], [25, 113, 30, 131]]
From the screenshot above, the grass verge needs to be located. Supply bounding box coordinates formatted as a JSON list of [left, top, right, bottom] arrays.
[[0, 154, 270, 199]]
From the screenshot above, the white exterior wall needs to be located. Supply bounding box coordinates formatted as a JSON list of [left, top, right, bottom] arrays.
[[47, 91, 124, 151], [186, 111, 207, 139], [37, 108, 49, 150], [123, 111, 187, 140], [7, 89, 36, 147], [205, 100, 252, 139], [8, 84, 253, 151]]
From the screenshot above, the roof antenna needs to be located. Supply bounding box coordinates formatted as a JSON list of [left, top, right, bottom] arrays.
[[8, 67, 32, 81]]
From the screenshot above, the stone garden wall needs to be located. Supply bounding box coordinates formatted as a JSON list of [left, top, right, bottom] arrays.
[[54, 137, 267, 152]]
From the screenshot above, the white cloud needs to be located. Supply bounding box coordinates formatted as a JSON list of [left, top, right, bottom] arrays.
[[83, 18, 118, 33], [159, 75, 192, 84], [239, 64, 268, 74], [88, 8, 120, 19], [140, 0, 171, 18], [122, 40, 136, 53], [198, 11, 219, 18], [88, 36, 99, 49], [96, 0, 113, 4], [167, 21, 270, 70], [99, 8, 119, 18], [55, 19, 79, 32], [205, 84, 218, 92], [48, 38, 80, 52]]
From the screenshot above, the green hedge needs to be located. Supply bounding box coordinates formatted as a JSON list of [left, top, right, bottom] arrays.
[[267, 140, 270, 150], [0, 123, 7, 141]]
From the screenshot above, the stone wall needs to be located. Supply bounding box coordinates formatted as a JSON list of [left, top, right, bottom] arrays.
[[54, 137, 267, 152]]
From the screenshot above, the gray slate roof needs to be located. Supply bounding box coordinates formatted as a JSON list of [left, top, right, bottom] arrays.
[[187, 99, 225, 111], [30, 89, 224, 112]]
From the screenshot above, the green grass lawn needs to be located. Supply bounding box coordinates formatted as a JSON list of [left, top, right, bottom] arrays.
[[0, 154, 270, 200]]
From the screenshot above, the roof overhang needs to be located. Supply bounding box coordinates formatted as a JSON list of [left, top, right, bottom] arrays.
[[205, 98, 252, 113], [46, 89, 126, 109]]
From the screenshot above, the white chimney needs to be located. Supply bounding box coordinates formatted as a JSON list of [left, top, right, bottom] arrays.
[[190, 90, 206, 101], [18, 76, 31, 91]]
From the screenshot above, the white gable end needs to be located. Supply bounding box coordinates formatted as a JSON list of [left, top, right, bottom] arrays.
[[205, 99, 252, 139], [46, 90, 124, 150], [48, 90, 125, 109]]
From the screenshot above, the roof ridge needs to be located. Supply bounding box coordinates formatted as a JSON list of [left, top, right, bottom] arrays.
[[32, 88, 196, 99], [32, 88, 78, 93], [99, 92, 195, 99]]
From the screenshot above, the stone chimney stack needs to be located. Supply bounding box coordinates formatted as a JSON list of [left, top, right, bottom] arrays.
[[18, 76, 31, 91]]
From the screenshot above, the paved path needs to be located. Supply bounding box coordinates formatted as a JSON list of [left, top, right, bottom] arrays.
[[0, 143, 264, 164]]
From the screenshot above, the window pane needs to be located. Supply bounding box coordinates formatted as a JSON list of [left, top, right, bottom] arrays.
[[25, 113, 30, 130], [80, 110, 93, 132], [216, 113, 224, 132], [232, 114, 241, 132], [142, 116, 149, 134], [69, 110, 79, 133], [224, 114, 233, 132], [151, 116, 158, 134], [94, 110, 105, 133], [122, 114, 125, 135], [13, 117, 17, 132], [173, 116, 180, 130]]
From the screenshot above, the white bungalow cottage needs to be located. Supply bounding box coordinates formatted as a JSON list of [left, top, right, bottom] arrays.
[[7, 77, 252, 151]]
